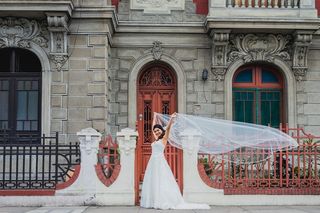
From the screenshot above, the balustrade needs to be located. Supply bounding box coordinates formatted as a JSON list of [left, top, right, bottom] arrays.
[[228, 0, 300, 8]]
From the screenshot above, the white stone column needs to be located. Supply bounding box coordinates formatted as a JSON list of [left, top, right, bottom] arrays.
[[181, 129, 221, 203], [57, 128, 102, 195], [57, 127, 138, 205], [105, 128, 138, 205]]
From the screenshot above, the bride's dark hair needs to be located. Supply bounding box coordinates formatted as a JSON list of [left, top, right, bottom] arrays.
[[153, 124, 166, 139]]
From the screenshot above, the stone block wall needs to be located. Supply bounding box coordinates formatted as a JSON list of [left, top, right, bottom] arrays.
[[51, 19, 109, 143], [301, 35, 320, 134]]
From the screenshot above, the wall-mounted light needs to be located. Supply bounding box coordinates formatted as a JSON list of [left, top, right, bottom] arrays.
[[202, 68, 208, 81]]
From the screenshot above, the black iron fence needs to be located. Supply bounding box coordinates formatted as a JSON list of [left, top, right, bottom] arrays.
[[0, 132, 80, 190]]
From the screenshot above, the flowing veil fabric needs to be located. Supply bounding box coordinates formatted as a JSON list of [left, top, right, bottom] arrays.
[[153, 113, 298, 163]]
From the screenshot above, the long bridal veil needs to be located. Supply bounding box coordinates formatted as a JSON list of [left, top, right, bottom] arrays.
[[153, 113, 298, 163]]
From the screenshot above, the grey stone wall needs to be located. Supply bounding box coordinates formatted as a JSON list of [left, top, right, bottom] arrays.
[[302, 35, 320, 134], [117, 0, 205, 23], [51, 19, 110, 143], [108, 45, 227, 136]]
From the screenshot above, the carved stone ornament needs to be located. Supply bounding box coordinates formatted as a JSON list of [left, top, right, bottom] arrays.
[[211, 30, 230, 81], [0, 17, 48, 49], [292, 32, 313, 81], [131, 0, 185, 14], [50, 54, 68, 71], [46, 13, 69, 71], [151, 41, 163, 60], [228, 34, 291, 64]]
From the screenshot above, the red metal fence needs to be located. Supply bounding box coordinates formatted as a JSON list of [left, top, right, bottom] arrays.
[[198, 125, 320, 195]]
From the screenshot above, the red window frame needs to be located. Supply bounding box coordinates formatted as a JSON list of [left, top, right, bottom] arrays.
[[232, 65, 285, 126]]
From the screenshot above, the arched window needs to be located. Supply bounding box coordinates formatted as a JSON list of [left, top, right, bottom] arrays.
[[232, 65, 284, 128], [0, 48, 42, 143]]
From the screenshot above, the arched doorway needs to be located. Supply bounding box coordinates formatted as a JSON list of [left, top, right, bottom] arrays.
[[232, 65, 285, 128], [0, 48, 42, 143], [135, 62, 182, 204]]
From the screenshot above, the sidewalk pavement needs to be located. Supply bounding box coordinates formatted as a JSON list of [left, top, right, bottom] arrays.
[[0, 206, 319, 213]]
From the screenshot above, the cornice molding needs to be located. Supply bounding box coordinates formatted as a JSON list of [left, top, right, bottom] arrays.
[[0, 1, 74, 16]]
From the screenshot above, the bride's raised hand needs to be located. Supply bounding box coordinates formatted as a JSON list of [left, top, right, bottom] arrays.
[[162, 112, 177, 146]]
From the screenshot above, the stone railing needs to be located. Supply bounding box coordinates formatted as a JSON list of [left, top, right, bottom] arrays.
[[209, 0, 317, 19], [228, 0, 300, 9]]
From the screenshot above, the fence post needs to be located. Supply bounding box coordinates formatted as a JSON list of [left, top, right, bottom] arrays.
[[180, 129, 221, 202], [57, 128, 102, 195], [110, 128, 138, 203]]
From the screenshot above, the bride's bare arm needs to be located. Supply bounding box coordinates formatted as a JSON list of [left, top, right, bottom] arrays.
[[162, 112, 177, 146]]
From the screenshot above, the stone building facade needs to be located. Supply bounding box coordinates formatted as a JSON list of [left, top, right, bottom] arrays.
[[1, 0, 320, 206], [0, 0, 319, 141]]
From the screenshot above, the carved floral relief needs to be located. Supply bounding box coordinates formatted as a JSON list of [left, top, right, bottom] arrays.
[[0, 17, 48, 49], [228, 34, 291, 64]]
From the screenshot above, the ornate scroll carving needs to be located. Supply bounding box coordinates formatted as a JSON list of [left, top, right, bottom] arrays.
[[228, 34, 291, 64], [292, 31, 313, 81], [211, 30, 230, 81], [211, 31, 314, 82], [151, 41, 163, 60], [46, 13, 69, 71], [0, 17, 48, 49]]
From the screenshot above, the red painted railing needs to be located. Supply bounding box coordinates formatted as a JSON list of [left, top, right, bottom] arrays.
[[96, 135, 121, 187], [198, 125, 320, 195]]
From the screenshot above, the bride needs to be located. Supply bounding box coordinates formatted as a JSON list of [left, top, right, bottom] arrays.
[[140, 111, 297, 209], [140, 112, 210, 210]]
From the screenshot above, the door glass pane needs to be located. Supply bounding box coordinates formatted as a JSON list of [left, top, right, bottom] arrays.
[[260, 91, 281, 128], [144, 101, 152, 144], [16, 80, 40, 131], [262, 69, 279, 83], [17, 91, 27, 120], [0, 49, 11, 72], [234, 69, 253, 83], [233, 90, 254, 124], [0, 91, 8, 120], [28, 91, 38, 120], [0, 83, 9, 129], [162, 101, 170, 114], [31, 121, 38, 131]]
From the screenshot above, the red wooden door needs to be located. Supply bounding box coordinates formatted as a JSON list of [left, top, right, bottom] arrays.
[[135, 63, 182, 204]]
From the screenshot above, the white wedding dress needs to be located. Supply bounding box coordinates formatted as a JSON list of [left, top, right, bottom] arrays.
[[140, 139, 210, 210]]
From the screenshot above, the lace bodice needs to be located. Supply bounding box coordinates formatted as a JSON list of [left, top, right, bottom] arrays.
[[151, 139, 165, 157]]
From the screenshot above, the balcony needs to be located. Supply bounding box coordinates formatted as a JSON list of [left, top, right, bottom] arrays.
[[207, 0, 319, 31]]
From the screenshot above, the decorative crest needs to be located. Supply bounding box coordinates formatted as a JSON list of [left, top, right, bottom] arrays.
[[151, 41, 163, 60]]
